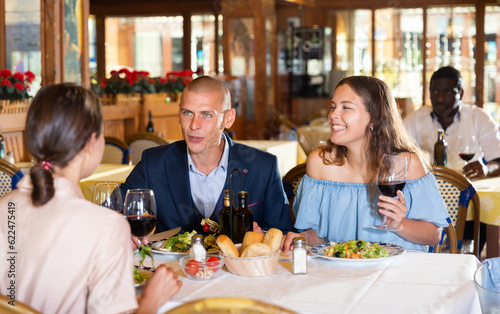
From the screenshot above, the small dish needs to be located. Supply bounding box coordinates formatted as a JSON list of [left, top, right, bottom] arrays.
[[179, 255, 224, 280]]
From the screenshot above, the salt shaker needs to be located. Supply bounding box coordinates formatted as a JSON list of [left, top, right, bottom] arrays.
[[189, 234, 206, 262], [293, 237, 307, 274]]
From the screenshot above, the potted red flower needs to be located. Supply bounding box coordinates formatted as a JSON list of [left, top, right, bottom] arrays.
[[0, 69, 35, 103]]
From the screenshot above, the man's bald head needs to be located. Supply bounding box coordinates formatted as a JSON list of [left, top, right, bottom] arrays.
[[183, 76, 232, 111]]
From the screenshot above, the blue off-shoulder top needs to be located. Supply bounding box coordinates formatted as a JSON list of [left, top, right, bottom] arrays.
[[293, 172, 450, 251]]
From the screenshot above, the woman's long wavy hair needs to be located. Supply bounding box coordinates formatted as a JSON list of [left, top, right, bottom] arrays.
[[320, 76, 430, 212], [25, 83, 103, 206]]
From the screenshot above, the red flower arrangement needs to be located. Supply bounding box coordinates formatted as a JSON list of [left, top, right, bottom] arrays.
[[0, 69, 35, 102], [165, 70, 194, 93], [101, 68, 150, 95], [101, 68, 194, 95]]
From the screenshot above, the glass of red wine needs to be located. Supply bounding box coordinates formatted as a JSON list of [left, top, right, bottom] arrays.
[[458, 135, 476, 165], [372, 154, 407, 231], [92, 182, 123, 214], [124, 189, 157, 269]]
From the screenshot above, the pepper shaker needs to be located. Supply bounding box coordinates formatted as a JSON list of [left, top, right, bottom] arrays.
[[292, 237, 307, 274]]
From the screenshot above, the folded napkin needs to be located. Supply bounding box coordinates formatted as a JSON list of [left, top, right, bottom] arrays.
[[482, 257, 500, 291]]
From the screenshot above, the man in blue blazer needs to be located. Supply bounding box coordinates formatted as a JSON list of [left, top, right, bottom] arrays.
[[121, 76, 294, 235]]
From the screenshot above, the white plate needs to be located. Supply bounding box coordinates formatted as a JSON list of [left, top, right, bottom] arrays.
[[309, 242, 405, 262], [150, 239, 219, 255]]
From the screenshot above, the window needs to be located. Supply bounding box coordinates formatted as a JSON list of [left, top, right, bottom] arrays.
[[5, 0, 41, 96], [104, 16, 183, 76]]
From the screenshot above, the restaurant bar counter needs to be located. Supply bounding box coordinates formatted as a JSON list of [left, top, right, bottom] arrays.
[[135, 252, 481, 314]]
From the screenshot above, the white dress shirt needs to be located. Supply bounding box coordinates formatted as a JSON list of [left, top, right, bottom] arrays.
[[404, 103, 500, 172], [187, 135, 230, 218]]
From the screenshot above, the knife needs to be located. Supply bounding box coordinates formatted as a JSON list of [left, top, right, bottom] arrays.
[[149, 227, 181, 243]]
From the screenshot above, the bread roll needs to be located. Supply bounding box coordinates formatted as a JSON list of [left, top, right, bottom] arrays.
[[262, 228, 283, 253], [216, 235, 239, 257], [240, 243, 271, 258], [240, 231, 264, 253]]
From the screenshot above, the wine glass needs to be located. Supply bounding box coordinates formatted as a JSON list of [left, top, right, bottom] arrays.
[[372, 154, 407, 231], [124, 189, 157, 269], [458, 135, 476, 165], [92, 182, 123, 214]]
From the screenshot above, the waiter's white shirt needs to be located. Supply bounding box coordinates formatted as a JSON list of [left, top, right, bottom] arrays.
[[404, 103, 500, 172]]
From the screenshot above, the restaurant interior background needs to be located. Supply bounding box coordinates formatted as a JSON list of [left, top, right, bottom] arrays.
[[1, 0, 500, 163]]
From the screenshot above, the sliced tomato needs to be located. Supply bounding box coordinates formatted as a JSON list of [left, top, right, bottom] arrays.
[[185, 260, 200, 275], [206, 256, 220, 271]]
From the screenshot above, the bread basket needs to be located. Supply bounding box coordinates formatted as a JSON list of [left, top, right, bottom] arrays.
[[220, 250, 280, 277]]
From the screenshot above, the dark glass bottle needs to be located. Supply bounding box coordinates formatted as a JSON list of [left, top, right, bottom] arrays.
[[218, 190, 232, 240], [232, 191, 253, 243], [0, 129, 5, 160], [434, 129, 448, 167], [146, 110, 154, 133]]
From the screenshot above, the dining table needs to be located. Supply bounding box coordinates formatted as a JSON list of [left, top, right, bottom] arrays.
[[135, 250, 481, 314], [473, 176, 500, 258], [79, 163, 135, 201]]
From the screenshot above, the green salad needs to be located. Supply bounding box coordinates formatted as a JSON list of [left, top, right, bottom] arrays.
[[324, 240, 388, 259], [133, 267, 152, 285], [160, 230, 218, 252]]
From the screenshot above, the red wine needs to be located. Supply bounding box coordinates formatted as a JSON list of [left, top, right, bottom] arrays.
[[377, 181, 406, 197], [127, 215, 156, 237], [459, 153, 474, 162]]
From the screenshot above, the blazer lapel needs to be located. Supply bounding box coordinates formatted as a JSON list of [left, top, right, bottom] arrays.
[[164, 142, 197, 227], [226, 137, 251, 196]]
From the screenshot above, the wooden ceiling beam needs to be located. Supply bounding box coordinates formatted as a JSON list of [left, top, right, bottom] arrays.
[[90, 0, 218, 16]]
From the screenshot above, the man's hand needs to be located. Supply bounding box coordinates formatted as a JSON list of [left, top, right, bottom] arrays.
[[253, 221, 264, 235], [131, 236, 150, 250], [463, 160, 488, 179]]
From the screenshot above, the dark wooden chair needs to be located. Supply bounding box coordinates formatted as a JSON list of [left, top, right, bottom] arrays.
[[432, 165, 480, 258], [282, 163, 307, 223]]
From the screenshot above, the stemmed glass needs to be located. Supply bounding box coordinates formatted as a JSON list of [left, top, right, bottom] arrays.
[[372, 154, 407, 231], [92, 182, 123, 214], [124, 189, 157, 269], [458, 134, 476, 165]]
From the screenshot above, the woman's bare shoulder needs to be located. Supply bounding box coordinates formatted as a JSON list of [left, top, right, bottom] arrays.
[[306, 148, 339, 180], [398, 152, 428, 180]]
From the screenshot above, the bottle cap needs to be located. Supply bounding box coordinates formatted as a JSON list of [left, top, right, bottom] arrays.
[[192, 234, 204, 244], [223, 190, 231, 198], [293, 237, 306, 248], [238, 191, 248, 198]]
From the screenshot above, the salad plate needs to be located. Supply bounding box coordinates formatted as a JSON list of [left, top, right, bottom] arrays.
[[309, 242, 405, 262], [149, 230, 219, 255]]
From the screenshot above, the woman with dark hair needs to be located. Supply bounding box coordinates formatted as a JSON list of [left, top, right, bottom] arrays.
[[0, 84, 181, 313], [282, 76, 449, 253]]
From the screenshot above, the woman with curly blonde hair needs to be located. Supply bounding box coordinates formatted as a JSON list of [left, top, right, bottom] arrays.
[[282, 76, 449, 253]]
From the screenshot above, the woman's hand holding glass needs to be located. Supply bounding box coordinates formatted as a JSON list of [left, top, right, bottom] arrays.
[[372, 154, 407, 231], [377, 190, 408, 231]]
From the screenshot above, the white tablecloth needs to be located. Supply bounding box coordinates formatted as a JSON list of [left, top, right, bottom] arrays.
[[136, 252, 481, 314]]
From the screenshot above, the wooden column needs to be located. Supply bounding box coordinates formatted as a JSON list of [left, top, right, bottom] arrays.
[[81, 0, 90, 88], [0, 0, 5, 69], [41, 0, 63, 85], [475, 0, 485, 108], [183, 11, 191, 71], [95, 14, 106, 85]]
